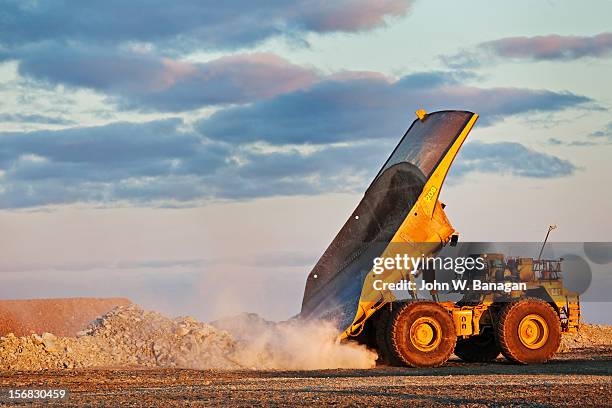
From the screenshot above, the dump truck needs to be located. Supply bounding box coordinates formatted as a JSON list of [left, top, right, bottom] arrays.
[[300, 109, 580, 367]]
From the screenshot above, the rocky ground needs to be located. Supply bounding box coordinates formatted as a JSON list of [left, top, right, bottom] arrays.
[[559, 324, 612, 351], [0, 354, 610, 407], [1, 304, 610, 372], [0, 306, 610, 406]]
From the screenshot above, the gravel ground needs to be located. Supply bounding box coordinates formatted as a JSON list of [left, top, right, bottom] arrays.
[[1, 305, 610, 406], [0, 349, 610, 407]]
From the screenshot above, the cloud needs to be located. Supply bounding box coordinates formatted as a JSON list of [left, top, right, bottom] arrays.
[[0, 118, 390, 208], [0, 1, 414, 51], [0, 119, 209, 171], [8, 42, 592, 119], [451, 141, 577, 179], [589, 122, 612, 141], [13, 47, 319, 111], [0, 118, 578, 209], [0, 113, 74, 125], [481, 32, 612, 61], [198, 72, 593, 144], [212, 143, 389, 200], [0, 119, 228, 207], [295, 0, 411, 32], [442, 32, 612, 67], [0, 2, 415, 114], [0, 259, 206, 273], [547, 137, 597, 147], [546, 122, 612, 146]]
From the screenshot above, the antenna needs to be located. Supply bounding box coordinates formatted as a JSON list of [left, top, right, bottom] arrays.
[[538, 224, 557, 260]]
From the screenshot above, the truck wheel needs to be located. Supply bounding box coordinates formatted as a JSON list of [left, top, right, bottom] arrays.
[[496, 299, 561, 364], [375, 307, 405, 366], [454, 332, 500, 362], [388, 302, 456, 367]]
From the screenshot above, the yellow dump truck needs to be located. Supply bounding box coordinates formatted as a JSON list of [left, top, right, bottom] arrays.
[[300, 110, 580, 367]]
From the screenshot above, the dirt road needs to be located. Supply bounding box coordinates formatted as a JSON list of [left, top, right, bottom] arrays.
[[1, 349, 610, 407]]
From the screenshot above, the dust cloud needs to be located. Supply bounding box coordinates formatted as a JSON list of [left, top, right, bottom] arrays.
[[212, 313, 377, 370]]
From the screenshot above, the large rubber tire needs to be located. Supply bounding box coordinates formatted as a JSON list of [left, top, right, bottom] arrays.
[[375, 307, 405, 366], [496, 299, 561, 364], [388, 302, 457, 367], [454, 332, 500, 362]]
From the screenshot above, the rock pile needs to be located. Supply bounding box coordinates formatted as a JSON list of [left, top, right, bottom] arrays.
[[0, 305, 240, 370], [0, 305, 377, 371], [559, 324, 612, 352]]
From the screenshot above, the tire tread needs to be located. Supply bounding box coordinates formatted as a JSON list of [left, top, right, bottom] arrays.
[[388, 301, 456, 368], [496, 298, 561, 364]]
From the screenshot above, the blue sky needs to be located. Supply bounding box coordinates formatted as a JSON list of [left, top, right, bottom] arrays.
[[0, 0, 611, 322]]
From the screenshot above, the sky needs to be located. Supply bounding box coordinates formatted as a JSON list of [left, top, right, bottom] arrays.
[[0, 0, 611, 322]]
